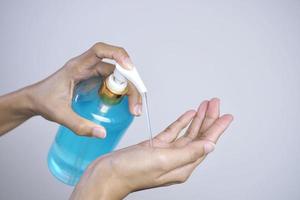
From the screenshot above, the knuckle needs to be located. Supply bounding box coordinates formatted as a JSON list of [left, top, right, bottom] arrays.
[[177, 118, 185, 124], [64, 59, 88, 77], [49, 105, 68, 122], [64, 59, 83, 76], [164, 125, 174, 133], [65, 58, 79, 68], [175, 118, 185, 129], [198, 132, 208, 140], [158, 153, 167, 163], [214, 119, 226, 130], [181, 137, 193, 144], [184, 129, 192, 137], [115, 47, 128, 58], [177, 174, 189, 183], [75, 122, 88, 135], [157, 154, 168, 169], [189, 148, 199, 161], [92, 42, 105, 51]]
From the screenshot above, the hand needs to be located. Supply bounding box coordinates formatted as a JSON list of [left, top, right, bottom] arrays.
[[70, 98, 233, 200], [25, 42, 141, 138]]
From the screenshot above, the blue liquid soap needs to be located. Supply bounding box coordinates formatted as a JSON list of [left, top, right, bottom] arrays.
[[47, 77, 134, 186]]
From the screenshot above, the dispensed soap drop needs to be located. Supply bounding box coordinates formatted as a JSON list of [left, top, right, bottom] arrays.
[[47, 62, 150, 186]]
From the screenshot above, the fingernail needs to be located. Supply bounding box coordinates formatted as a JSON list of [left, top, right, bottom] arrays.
[[134, 105, 139, 116], [211, 97, 220, 103], [134, 104, 142, 116], [138, 105, 142, 115], [123, 57, 134, 70], [92, 127, 106, 138], [204, 142, 215, 154]]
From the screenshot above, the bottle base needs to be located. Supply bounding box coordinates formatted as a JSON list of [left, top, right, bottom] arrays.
[[47, 151, 81, 186]]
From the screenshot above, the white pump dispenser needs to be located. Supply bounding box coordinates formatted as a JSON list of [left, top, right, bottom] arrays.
[[115, 63, 147, 94], [106, 62, 153, 147], [107, 63, 147, 95]]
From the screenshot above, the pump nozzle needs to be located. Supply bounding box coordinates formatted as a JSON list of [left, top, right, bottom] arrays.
[[115, 63, 147, 94]]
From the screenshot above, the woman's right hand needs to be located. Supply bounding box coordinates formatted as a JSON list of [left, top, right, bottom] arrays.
[[70, 98, 233, 200], [23, 42, 141, 138]]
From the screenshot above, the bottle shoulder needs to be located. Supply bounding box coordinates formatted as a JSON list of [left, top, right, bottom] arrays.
[[89, 99, 133, 126], [72, 79, 133, 126]]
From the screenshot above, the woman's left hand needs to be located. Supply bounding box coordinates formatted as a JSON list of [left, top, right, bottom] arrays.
[[70, 98, 233, 200]]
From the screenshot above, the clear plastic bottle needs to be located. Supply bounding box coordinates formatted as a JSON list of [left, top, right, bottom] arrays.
[[47, 75, 134, 186]]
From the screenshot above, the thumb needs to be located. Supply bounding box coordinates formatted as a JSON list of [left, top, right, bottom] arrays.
[[57, 107, 106, 138]]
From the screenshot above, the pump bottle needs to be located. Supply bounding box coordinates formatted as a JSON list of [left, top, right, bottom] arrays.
[[47, 63, 147, 186]]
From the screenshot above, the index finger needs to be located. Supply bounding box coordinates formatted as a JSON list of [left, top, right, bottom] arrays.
[[74, 42, 134, 69], [75, 42, 142, 116]]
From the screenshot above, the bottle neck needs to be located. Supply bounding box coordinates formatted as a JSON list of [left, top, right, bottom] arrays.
[[98, 77, 128, 105]]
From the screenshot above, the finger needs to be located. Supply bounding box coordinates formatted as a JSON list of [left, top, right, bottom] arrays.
[[172, 101, 208, 148], [155, 110, 196, 143], [93, 61, 142, 116], [158, 155, 206, 185], [155, 140, 215, 172], [93, 61, 115, 77], [91, 49, 140, 117], [127, 82, 142, 116], [199, 114, 233, 143], [158, 116, 233, 185], [198, 98, 220, 136], [94, 61, 142, 116], [161, 115, 234, 184], [100, 66, 142, 117], [77, 42, 134, 69], [57, 107, 106, 138], [184, 101, 209, 139]]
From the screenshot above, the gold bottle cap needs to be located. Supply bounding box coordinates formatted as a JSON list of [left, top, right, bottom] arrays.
[[98, 77, 128, 105]]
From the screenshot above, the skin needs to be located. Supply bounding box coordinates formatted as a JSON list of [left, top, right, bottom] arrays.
[[0, 42, 233, 200], [0, 42, 142, 137], [70, 99, 233, 200]]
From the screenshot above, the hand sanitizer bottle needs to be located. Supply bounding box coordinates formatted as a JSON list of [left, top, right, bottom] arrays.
[[47, 63, 147, 186]]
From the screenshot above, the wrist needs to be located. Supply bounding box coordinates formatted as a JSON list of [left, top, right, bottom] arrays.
[[71, 158, 131, 200], [95, 176, 130, 200], [17, 86, 37, 118], [1, 86, 36, 120]]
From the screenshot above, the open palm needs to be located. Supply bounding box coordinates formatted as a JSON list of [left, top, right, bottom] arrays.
[[72, 98, 233, 200]]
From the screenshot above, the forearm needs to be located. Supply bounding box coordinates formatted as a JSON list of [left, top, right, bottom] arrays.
[[0, 87, 35, 135]]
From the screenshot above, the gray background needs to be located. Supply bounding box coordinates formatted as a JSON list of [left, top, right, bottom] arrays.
[[0, 0, 299, 199]]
